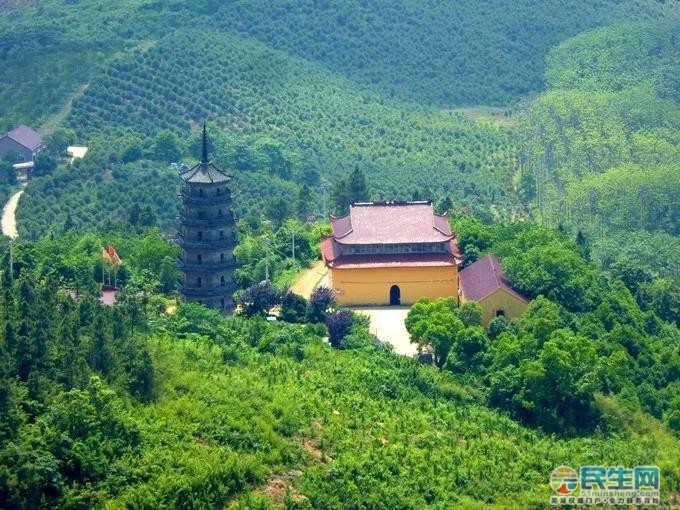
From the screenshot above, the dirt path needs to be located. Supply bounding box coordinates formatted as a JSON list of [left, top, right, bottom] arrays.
[[2, 189, 24, 239], [290, 260, 328, 298], [40, 83, 89, 137]]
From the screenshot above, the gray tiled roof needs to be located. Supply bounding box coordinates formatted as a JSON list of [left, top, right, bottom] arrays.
[[180, 161, 231, 183], [5, 125, 43, 150]]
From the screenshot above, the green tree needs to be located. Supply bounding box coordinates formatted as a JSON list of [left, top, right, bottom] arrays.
[[406, 297, 463, 367], [151, 130, 183, 162], [458, 301, 483, 327], [0, 160, 17, 185], [296, 184, 313, 218], [347, 165, 369, 203], [33, 151, 58, 176], [331, 177, 350, 215], [445, 326, 489, 372], [46, 128, 76, 154]]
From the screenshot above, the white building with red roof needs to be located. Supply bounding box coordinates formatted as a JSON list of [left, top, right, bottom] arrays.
[[321, 201, 463, 306]]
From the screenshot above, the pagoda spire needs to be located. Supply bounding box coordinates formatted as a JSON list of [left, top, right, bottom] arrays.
[[201, 121, 209, 165]]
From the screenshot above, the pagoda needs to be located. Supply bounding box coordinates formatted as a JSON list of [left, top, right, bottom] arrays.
[[178, 124, 236, 312]]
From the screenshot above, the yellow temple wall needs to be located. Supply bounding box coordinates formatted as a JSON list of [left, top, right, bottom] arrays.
[[329, 265, 458, 306], [462, 288, 528, 327]]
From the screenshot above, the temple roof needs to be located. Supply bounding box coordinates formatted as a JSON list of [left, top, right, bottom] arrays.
[[321, 236, 462, 269], [180, 123, 231, 184], [459, 254, 528, 303], [330, 201, 454, 245], [180, 161, 231, 183], [4, 125, 43, 150]]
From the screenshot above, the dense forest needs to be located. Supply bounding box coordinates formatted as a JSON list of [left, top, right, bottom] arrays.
[[518, 21, 680, 281], [0, 225, 679, 508], [0, 0, 679, 507]]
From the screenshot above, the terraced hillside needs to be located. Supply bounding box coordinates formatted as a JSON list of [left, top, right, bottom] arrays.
[[66, 31, 517, 205], [0, 0, 673, 132]]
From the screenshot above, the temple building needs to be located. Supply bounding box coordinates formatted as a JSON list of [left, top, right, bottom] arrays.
[[178, 125, 236, 312], [459, 254, 528, 327], [321, 201, 463, 306]]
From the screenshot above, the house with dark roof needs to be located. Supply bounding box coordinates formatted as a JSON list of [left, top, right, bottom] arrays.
[[0, 125, 43, 163], [321, 201, 463, 306], [459, 254, 528, 326]]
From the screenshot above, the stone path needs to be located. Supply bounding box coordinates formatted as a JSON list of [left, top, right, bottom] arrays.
[[353, 306, 417, 357]]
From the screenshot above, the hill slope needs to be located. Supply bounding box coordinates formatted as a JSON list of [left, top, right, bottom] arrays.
[[0, 0, 674, 132], [210, 0, 673, 106], [518, 21, 680, 278]]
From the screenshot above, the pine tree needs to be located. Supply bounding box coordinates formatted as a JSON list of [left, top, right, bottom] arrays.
[[347, 165, 369, 203], [331, 178, 350, 215], [296, 184, 313, 218]]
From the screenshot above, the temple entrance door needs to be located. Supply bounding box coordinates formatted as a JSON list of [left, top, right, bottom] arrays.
[[389, 285, 401, 306]]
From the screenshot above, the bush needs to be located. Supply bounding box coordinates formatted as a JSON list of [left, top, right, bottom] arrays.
[[325, 310, 354, 348], [308, 286, 335, 322], [280, 291, 308, 323], [237, 281, 281, 317]]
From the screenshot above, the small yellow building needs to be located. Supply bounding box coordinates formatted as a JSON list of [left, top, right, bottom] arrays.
[[321, 201, 463, 306], [459, 254, 528, 327]]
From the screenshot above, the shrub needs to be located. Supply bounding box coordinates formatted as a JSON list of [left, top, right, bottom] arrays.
[[325, 310, 354, 348], [280, 291, 308, 323], [237, 281, 281, 317], [308, 286, 335, 322]]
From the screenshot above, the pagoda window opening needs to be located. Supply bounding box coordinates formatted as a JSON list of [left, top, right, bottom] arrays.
[[218, 209, 223, 216], [496, 310, 506, 318], [216, 188, 221, 195], [198, 231, 203, 240], [221, 276, 226, 287], [220, 253, 225, 261], [221, 298, 225, 309], [197, 254, 202, 264], [199, 188, 204, 196], [220, 230, 224, 239], [197, 277, 202, 288]]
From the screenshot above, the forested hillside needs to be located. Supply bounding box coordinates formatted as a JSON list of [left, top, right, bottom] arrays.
[[1, 1, 680, 507], [1, 224, 679, 508], [0, 0, 672, 132], [3, 0, 676, 236], [519, 21, 680, 280], [204, 0, 671, 106], [67, 30, 517, 205]]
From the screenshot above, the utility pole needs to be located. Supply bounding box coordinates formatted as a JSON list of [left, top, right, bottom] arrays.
[[8, 239, 13, 284], [265, 239, 269, 281], [320, 183, 329, 217], [291, 231, 295, 260]]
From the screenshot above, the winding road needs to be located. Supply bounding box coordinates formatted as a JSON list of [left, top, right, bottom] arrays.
[[2, 189, 24, 239]]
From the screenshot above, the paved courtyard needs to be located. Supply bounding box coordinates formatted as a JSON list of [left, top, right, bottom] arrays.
[[352, 306, 418, 357]]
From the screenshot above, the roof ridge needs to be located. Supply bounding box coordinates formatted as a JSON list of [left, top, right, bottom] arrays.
[[488, 255, 501, 288], [432, 211, 453, 237]]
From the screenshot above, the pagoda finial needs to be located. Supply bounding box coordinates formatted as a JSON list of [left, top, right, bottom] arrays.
[[201, 121, 209, 165]]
